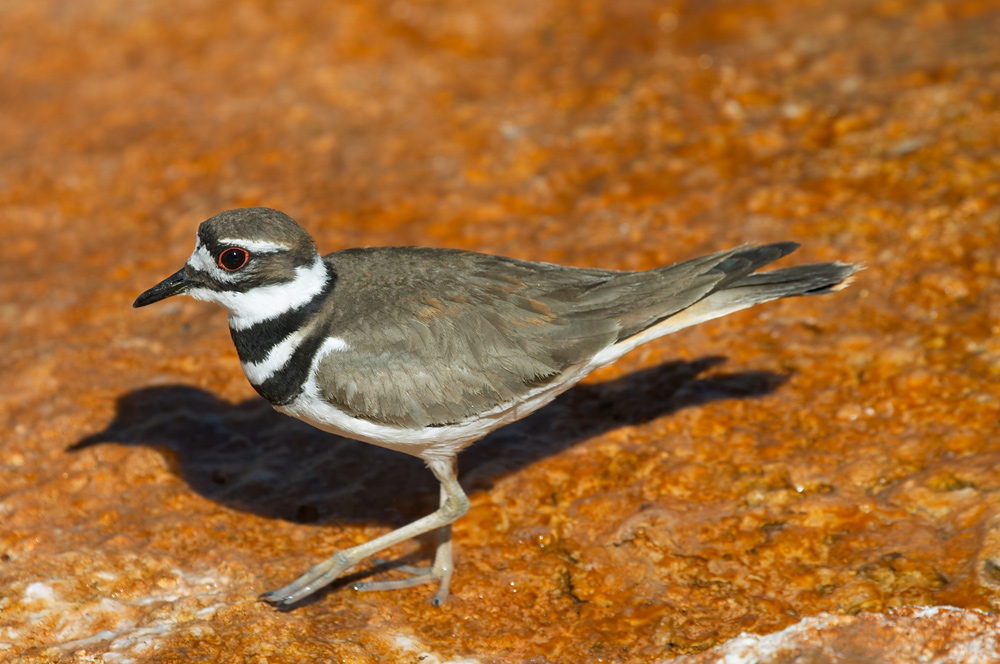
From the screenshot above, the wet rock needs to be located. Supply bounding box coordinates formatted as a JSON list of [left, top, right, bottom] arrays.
[[672, 607, 1000, 664], [2, 0, 999, 662]]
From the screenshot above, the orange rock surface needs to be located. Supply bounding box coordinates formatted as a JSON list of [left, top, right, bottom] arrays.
[[2, 0, 999, 662]]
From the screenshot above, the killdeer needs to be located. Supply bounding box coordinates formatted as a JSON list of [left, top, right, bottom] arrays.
[[134, 207, 857, 607]]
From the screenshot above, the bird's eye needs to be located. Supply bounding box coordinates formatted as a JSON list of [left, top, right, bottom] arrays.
[[218, 247, 250, 271]]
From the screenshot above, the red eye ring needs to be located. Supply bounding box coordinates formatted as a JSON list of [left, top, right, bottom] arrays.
[[218, 247, 250, 271]]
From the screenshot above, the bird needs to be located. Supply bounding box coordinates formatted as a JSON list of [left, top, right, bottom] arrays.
[[133, 207, 857, 607]]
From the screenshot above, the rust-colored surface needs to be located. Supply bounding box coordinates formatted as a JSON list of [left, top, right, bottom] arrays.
[[2, 0, 999, 662], [673, 607, 1000, 663]]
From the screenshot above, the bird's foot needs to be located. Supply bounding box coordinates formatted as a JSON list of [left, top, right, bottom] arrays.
[[354, 557, 452, 606], [259, 550, 355, 607]]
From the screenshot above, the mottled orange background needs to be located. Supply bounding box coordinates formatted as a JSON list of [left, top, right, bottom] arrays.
[[2, 1, 999, 662]]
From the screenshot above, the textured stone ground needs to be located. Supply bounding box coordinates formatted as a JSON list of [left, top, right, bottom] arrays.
[[2, 0, 999, 662], [672, 607, 1000, 664]]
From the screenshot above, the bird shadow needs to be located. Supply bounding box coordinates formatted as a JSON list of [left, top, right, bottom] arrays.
[[71, 357, 785, 531]]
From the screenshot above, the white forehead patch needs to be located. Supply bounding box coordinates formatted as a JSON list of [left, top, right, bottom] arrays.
[[186, 238, 240, 283]]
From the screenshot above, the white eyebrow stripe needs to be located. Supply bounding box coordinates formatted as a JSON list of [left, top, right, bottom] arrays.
[[217, 238, 289, 253]]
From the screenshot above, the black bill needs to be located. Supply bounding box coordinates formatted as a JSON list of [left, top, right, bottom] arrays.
[[133, 268, 192, 308]]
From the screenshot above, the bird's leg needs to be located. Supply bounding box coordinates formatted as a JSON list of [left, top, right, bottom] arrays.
[[354, 479, 456, 606], [260, 455, 468, 607]]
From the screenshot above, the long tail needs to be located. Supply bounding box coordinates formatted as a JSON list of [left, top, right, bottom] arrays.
[[586, 243, 859, 367], [705, 245, 858, 307]]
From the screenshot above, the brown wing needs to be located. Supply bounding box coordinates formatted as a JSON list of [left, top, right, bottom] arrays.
[[312, 248, 622, 427], [311, 244, 804, 428]]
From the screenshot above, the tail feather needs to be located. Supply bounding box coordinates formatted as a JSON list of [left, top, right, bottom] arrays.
[[613, 245, 859, 345], [578, 243, 858, 369], [722, 261, 858, 300], [710, 242, 800, 289]]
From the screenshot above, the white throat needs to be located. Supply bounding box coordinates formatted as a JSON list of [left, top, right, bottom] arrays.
[[188, 256, 329, 330]]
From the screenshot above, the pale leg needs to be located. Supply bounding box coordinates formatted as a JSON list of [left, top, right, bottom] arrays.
[[260, 455, 468, 606], [354, 479, 456, 606]]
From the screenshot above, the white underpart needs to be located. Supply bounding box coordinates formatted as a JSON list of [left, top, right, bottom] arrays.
[[240, 329, 308, 385], [316, 336, 350, 353], [277, 343, 590, 460], [187, 256, 329, 330]]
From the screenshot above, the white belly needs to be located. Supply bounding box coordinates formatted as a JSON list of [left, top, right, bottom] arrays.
[[276, 364, 590, 462]]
